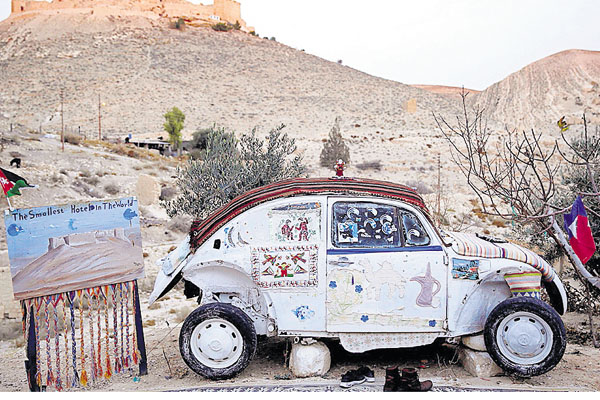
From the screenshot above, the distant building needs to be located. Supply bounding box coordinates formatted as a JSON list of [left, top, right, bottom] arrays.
[[11, 0, 254, 32]]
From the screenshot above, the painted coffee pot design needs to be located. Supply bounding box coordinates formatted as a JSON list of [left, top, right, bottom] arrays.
[[410, 263, 440, 308]]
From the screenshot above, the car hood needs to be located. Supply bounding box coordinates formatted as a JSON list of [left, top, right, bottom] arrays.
[[444, 231, 556, 282]]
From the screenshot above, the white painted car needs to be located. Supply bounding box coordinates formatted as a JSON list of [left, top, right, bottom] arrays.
[[150, 178, 567, 380]]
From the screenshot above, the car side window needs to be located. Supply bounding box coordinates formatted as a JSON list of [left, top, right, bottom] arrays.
[[401, 211, 430, 246], [332, 202, 401, 248]]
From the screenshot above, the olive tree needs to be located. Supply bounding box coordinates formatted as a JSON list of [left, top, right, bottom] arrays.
[[163, 124, 306, 220], [164, 107, 185, 156]]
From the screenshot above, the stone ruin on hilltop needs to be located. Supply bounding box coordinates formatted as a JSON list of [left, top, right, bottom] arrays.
[[10, 0, 253, 31]]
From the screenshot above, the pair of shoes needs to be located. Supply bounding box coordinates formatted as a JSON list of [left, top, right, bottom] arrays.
[[383, 366, 432, 392], [340, 366, 375, 388]]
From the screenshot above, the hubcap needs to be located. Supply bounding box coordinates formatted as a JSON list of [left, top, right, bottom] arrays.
[[496, 311, 553, 365], [191, 318, 243, 369]]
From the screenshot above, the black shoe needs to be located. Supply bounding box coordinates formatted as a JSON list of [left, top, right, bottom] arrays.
[[356, 366, 375, 383], [400, 367, 433, 392], [383, 366, 399, 392], [340, 369, 366, 388]]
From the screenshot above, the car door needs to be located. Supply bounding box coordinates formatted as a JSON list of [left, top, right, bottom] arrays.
[[326, 197, 447, 333]]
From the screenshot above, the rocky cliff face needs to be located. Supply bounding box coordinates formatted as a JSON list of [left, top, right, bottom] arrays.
[[473, 49, 600, 131]]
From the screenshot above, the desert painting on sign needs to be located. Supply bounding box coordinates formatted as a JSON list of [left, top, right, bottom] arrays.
[[4, 197, 144, 300]]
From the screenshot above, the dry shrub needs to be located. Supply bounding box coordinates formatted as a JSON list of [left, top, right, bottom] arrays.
[[405, 180, 433, 195], [83, 140, 165, 162], [160, 186, 177, 201], [104, 183, 120, 195], [175, 306, 195, 323], [356, 160, 382, 171], [492, 219, 507, 228], [83, 176, 100, 186], [64, 132, 82, 145], [167, 214, 192, 233], [143, 319, 156, 327]]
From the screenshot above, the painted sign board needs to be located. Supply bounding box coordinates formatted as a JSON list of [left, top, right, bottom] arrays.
[[4, 197, 144, 300]]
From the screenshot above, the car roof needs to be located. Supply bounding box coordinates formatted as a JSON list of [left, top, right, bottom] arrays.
[[189, 177, 429, 251]]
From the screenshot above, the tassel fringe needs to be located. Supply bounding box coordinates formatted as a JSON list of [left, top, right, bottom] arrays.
[[20, 280, 144, 392]]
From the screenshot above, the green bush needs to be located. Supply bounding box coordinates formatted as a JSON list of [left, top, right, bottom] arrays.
[[170, 18, 186, 30], [212, 22, 232, 32], [319, 117, 350, 168], [191, 127, 211, 150], [163, 125, 306, 219]]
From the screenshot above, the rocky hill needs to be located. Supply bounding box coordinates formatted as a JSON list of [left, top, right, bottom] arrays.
[[473, 49, 600, 131], [412, 84, 481, 99], [0, 10, 460, 160]]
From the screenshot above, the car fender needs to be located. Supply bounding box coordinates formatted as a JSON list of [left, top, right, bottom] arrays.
[[543, 274, 567, 315], [451, 264, 541, 336], [182, 260, 276, 336], [148, 244, 191, 305]]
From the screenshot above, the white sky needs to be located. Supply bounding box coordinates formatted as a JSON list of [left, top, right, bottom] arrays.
[[1, 0, 599, 89]]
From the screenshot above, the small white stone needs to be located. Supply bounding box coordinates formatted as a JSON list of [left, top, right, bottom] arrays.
[[289, 340, 331, 378], [459, 347, 503, 377], [462, 334, 487, 352]]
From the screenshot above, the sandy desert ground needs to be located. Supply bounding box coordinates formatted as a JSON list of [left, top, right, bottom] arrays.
[[0, 130, 598, 392]]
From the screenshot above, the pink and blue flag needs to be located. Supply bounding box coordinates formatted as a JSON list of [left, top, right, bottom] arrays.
[[563, 196, 596, 264]]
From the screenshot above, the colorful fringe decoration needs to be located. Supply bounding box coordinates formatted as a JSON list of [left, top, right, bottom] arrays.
[[68, 291, 79, 388], [95, 287, 103, 379], [124, 282, 131, 369], [103, 286, 112, 379], [112, 284, 121, 374], [119, 283, 125, 370], [86, 289, 97, 382], [44, 296, 55, 387], [20, 281, 143, 391], [77, 290, 88, 387], [51, 295, 63, 391], [34, 298, 42, 387], [61, 295, 70, 389]]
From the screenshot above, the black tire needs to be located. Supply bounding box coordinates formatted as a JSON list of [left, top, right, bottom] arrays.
[[484, 297, 566, 377], [179, 302, 257, 380]]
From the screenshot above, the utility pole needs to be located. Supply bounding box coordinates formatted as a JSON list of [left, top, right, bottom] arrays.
[[436, 152, 441, 226], [60, 89, 64, 152], [98, 94, 102, 141]]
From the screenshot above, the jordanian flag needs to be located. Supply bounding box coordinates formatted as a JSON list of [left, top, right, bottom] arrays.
[[0, 167, 35, 197]]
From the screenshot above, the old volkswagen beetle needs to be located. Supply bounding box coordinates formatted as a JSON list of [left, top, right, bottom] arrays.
[[150, 177, 567, 379]]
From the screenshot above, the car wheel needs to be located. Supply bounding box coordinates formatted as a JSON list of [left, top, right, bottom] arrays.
[[484, 297, 566, 377], [179, 302, 257, 380]]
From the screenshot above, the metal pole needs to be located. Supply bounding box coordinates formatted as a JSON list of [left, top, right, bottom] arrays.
[[61, 90, 64, 152], [98, 94, 102, 141]]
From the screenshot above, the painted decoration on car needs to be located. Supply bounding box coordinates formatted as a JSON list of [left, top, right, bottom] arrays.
[[451, 258, 480, 280], [410, 263, 441, 308], [327, 259, 408, 325], [251, 245, 318, 288], [292, 305, 315, 320], [332, 202, 401, 247], [268, 202, 321, 242], [4, 197, 144, 300]]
